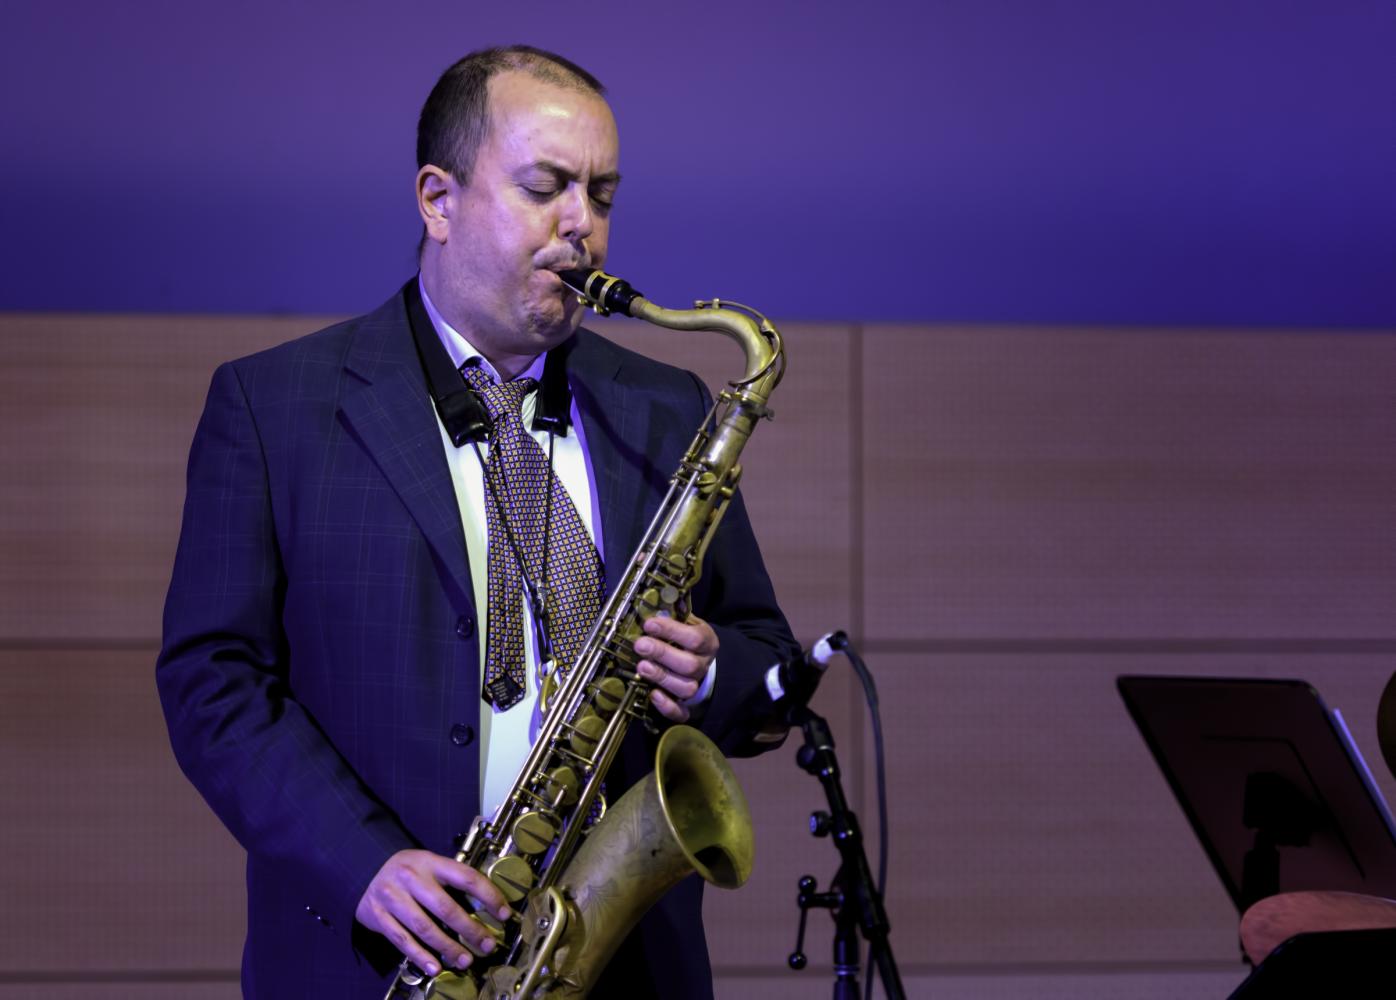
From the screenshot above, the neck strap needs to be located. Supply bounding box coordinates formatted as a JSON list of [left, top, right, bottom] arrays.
[[403, 277, 573, 445]]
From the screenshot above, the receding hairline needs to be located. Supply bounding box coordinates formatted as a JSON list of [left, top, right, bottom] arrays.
[[474, 60, 613, 154], [482, 64, 612, 124], [488, 49, 605, 98]]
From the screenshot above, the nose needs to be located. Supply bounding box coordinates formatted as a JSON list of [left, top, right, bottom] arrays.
[[557, 186, 594, 244]]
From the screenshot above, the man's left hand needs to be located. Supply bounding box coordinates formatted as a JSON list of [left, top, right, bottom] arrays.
[[634, 614, 718, 722]]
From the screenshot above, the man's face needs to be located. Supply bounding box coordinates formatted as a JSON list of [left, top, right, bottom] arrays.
[[422, 71, 620, 373]]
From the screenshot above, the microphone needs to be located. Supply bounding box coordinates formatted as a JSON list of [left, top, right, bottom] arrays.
[[763, 631, 846, 725]]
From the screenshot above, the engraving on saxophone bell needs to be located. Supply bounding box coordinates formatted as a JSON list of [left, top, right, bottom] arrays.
[[386, 268, 783, 999]]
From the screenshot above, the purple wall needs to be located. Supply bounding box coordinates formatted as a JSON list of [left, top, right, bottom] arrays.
[[3, 1, 1393, 326]]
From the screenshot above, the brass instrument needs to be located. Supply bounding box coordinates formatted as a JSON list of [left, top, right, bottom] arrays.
[[386, 268, 785, 999]]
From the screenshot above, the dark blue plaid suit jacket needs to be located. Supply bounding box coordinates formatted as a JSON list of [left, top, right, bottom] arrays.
[[157, 286, 797, 998]]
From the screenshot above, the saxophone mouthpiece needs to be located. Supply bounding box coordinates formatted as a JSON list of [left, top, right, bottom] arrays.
[[559, 268, 645, 318]]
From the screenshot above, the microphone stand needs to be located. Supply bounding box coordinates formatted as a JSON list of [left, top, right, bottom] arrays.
[[786, 706, 905, 1000]]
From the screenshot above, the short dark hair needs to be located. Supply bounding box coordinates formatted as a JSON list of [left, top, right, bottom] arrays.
[[417, 45, 606, 186]]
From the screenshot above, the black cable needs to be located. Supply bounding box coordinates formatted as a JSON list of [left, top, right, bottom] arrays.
[[840, 639, 887, 1000]]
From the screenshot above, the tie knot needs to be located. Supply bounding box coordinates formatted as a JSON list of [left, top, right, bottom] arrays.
[[461, 364, 537, 422]]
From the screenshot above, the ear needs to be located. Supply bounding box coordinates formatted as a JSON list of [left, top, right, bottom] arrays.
[[416, 165, 454, 246]]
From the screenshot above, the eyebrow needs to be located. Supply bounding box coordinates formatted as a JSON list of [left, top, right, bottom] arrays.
[[524, 161, 622, 187]]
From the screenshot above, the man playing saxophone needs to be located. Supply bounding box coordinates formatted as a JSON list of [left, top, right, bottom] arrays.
[[157, 45, 796, 999]]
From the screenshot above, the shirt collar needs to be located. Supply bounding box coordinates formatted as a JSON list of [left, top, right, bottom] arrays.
[[417, 275, 546, 384]]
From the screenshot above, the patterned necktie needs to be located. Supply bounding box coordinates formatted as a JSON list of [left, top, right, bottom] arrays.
[[462, 364, 605, 711]]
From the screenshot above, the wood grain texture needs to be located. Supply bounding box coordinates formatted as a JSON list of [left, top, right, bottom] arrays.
[[4, 312, 1394, 992], [0, 647, 246, 973], [714, 967, 1247, 1000], [591, 318, 856, 645], [0, 314, 337, 641], [0, 313, 853, 646], [861, 325, 1396, 641], [0, 985, 240, 1000], [702, 668, 864, 971], [858, 652, 1396, 966]]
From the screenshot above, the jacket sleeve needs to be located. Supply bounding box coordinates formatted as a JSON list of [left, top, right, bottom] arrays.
[[156, 361, 415, 936]]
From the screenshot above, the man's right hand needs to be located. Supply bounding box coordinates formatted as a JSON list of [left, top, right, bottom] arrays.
[[354, 849, 514, 977]]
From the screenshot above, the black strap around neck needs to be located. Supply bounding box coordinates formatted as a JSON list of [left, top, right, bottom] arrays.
[[534, 344, 573, 436], [403, 277, 574, 446]]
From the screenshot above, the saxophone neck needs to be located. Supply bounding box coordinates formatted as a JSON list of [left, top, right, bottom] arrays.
[[633, 297, 783, 393], [562, 268, 784, 394]]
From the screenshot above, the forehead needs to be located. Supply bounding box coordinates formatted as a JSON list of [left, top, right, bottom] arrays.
[[482, 70, 618, 171]]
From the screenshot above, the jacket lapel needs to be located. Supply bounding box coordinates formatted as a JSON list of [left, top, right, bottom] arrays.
[[336, 291, 475, 610], [332, 304, 676, 609]]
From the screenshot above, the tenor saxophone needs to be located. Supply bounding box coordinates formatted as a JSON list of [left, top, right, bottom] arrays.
[[386, 268, 786, 999]]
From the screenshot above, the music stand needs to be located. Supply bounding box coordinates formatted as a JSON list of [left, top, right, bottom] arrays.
[[1117, 676, 1396, 913]]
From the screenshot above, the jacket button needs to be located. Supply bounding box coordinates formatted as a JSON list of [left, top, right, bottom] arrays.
[[450, 723, 475, 747], [455, 614, 475, 639]]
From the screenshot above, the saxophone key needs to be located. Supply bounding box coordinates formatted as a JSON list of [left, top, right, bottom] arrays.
[[541, 765, 580, 807], [483, 853, 535, 903], [605, 641, 640, 669], [422, 970, 479, 1000], [511, 810, 560, 855], [588, 676, 626, 715], [635, 587, 662, 619], [464, 906, 509, 955], [567, 711, 607, 757]]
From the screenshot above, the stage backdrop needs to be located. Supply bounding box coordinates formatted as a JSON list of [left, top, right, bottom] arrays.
[[2, 2, 1395, 999], [1, 0, 1393, 326], [2, 311, 1394, 999]]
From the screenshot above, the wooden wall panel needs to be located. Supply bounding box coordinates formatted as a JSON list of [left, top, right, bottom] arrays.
[[591, 318, 856, 645], [0, 648, 245, 973], [859, 652, 1396, 967], [0, 985, 239, 1000], [0, 315, 335, 641], [703, 669, 864, 970], [4, 313, 1393, 995], [0, 313, 850, 646], [860, 325, 1396, 641], [0, 310, 855, 985], [715, 968, 1246, 1000], [0, 643, 849, 982]]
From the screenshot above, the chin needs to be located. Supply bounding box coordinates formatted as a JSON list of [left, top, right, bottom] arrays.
[[523, 304, 582, 347]]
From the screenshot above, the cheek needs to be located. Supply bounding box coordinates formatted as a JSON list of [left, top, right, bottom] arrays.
[[589, 221, 610, 264]]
